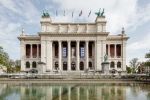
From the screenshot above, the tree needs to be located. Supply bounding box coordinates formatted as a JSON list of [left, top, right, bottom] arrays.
[[0, 46, 10, 67], [126, 66, 132, 73], [129, 58, 140, 73], [145, 51, 150, 74], [145, 51, 150, 66]]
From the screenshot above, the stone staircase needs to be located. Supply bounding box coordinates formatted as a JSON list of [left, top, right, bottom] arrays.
[[62, 71, 83, 79]]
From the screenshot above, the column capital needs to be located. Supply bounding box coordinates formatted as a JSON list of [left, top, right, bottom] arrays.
[[59, 40, 62, 42], [85, 40, 89, 42], [67, 40, 71, 43], [76, 40, 80, 42], [47, 40, 52, 44]]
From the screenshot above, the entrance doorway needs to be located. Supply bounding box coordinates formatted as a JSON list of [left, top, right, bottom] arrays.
[[80, 62, 84, 70], [71, 62, 76, 71], [63, 62, 67, 71]]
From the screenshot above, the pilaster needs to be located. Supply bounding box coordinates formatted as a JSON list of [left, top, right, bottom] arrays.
[[96, 40, 102, 70], [68, 41, 71, 71], [122, 42, 126, 71], [46, 41, 52, 71], [20, 41, 25, 71], [41, 40, 46, 71]]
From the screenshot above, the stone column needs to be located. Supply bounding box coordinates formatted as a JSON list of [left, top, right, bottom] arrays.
[[86, 41, 89, 70], [59, 41, 62, 71], [76, 41, 80, 70], [114, 44, 116, 58], [47, 41, 53, 71], [30, 44, 32, 58], [68, 41, 71, 71]]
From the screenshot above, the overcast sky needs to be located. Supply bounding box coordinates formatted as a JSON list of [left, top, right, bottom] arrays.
[[0, 0, 150, 64]]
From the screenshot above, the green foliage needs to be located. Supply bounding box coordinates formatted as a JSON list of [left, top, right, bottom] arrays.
[[0, 46, 10, 67], [126, 66, 132, 73], [145, 51, 150, 66], [15, 66, 21, 72], [129, 58, 140, 73]]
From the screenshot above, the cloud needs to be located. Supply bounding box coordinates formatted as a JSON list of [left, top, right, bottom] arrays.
[[0, 0, 40, 60], [0, 0, 40, 24], [50, 0, 138, 34], [0, 0, 150, 64]]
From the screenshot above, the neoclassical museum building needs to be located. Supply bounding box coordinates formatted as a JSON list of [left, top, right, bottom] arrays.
[[18, 13, 129, 74]]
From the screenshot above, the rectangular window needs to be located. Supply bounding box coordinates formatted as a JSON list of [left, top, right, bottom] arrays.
[[80, 47, 85, 58], [62, 47, 67, 57]]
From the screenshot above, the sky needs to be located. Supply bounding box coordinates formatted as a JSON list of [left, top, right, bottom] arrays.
[[0, 0, 150, 64]]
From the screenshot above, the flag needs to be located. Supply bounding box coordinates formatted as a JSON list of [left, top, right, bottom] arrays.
[[72, 11, 74, 18], [88, 10, 91, 17], [79, 10, 82, 16], [63, 10, 65, 16]]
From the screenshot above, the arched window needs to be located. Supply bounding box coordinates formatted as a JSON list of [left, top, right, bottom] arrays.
[[32, 61, 36, 68], [89, 62, 92, 69], [110, 62, 115, 68], [80, 62, 84, 70], [63, 62, 67, 71], [26, 62, 30, 68], [117, 62, 121, 68]]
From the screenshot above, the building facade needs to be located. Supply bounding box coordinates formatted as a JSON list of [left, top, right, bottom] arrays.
[[18, 15, 129, 74]]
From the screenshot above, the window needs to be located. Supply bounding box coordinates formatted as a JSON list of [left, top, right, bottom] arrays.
[[55, 44, 58, 58], [26, 62, 30, 68], [32, 61, 36, 68], [110, 62, 115, 68], [89, 62, 92, 69], [116, 44, 121, 57], [80, 62, 84, 70], [54, 62, 59, 70], [62, 47, 67, 58], [63, 62, 67, 70], [117, 62, 121, 68], [110, 44, 115, 57], [26, 44, 31, 58], [106, 44, 108, 55], [80, 47, 85, 58], [32, 44, 37, 58]]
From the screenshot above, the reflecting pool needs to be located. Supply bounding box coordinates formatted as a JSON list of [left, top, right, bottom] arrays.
[[0, 83, 149, 100]]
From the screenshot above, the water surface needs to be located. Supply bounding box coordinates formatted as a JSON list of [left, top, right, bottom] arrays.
[[0, 83, 149, 100]]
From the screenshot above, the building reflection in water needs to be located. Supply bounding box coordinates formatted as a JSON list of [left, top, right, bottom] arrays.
[[20, 84, 126, 100], [0, 83, 149, 100]]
